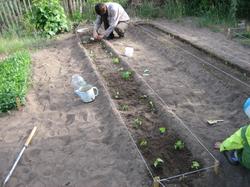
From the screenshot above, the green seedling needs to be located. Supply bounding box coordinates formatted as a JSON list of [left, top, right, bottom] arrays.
[[174, 140, 185, 150], [159, 127, 166, 134], [121, 71, 132, 80], [154, 158, 164, 168], [114, 91, 120, 99], [112, 57, 120, 64], [148, 100, 156, 112], [118, 67, 124, 72], [120, 104, 129, 111], [191, 161, 200, 170], [139, 139, 148, 147], [133, 117, 143, 129], [140, 95, 148, 99]]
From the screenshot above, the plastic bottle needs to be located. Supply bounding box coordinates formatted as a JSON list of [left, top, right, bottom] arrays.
[[71, 74, 86, 90]]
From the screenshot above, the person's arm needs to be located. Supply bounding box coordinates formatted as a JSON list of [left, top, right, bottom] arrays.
[[220, 128, 243, 152], [103, 7, 120, 37], [93, 15, 102, 38]]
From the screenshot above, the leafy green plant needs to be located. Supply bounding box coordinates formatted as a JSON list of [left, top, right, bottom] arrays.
[[120, 104, 129, 111], [133, 117, 143, 129], [153, 158, 164, 168], [191, 161, 200, 170], [26, 0, 68, 37], [139, 139, 148, 147], [174, 140, 185, 150], [112, 57, 120, 64], [0, 51, 31, 112], [121, 70, 132, 80], [159, 127, 166, 134]]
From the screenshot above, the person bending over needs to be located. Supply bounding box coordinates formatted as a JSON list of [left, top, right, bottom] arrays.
[[93, 2, 130, 40]]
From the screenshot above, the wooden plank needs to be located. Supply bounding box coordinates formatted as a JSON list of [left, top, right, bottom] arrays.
[[13, 0, 21, 16], [68, 0, 73, 17], [22, 0, 29, 14], [0, 7, 7, 31], [5, 1, 16, 29], [16, 0, 23, 16], [1, 2, 12, 29], [7, 0, 19, 26], [27, 0, 32, 12]]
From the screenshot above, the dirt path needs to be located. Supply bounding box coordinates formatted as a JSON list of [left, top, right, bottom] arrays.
[[0, 34, 150, 187], [152, 19, 250, 73], [106, 24, 250, 186]]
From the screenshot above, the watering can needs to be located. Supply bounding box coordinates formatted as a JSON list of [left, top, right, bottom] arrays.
[[75, 85, 99, 103]]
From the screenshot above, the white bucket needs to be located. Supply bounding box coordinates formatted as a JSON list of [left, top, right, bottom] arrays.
[[124, 47, 134, 57]]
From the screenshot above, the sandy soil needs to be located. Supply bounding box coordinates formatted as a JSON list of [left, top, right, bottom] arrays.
[[106, 23, 250, 186], [0, 34, 150, 186]]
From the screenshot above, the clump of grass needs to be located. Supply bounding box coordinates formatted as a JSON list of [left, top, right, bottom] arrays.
[[0, 51, 31, 112], [0, 36, 46, 54]]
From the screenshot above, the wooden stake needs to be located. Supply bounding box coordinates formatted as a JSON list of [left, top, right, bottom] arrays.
[[153, 176, 160, 187], [214, 160, 220, 175]]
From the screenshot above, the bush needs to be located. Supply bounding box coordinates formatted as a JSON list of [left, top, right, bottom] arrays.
[[0, 51, 31, 112], [27, 0, 68, 37]]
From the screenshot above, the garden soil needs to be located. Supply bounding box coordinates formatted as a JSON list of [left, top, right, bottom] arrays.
[[107, 23, 250, 187], [0, 34, 150, 187]]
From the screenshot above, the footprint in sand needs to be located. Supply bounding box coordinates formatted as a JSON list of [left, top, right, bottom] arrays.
[[66, 114, 75, 125]]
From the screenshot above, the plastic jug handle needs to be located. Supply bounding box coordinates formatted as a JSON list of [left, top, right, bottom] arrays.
[[93, 87, 99, 97]]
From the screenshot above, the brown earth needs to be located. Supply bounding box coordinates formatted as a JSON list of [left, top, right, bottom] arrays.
[[106, 22, 250, 186], [0, 34, 150, 187]]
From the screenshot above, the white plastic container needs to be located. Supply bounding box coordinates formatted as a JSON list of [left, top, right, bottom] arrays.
[[71, 74, 86, 90], [124, 47, 134, 57]]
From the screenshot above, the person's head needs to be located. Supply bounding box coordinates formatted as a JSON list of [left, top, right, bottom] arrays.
[[95, 3, 107, 15], [243, 98, 250, 118]]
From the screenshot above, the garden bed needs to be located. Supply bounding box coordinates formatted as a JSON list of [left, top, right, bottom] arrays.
[[81, 38, 213, 185]]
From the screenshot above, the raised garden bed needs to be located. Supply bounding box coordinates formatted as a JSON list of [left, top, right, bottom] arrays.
[[80, 34, 216, 185]]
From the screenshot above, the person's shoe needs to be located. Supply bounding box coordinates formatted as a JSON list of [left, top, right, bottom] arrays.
[[223, 150, 240, 165]]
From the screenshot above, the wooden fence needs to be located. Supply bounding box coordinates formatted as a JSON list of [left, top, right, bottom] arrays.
[[0, 0, 86, 33]]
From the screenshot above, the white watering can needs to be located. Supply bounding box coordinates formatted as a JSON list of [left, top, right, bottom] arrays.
[[75, 85, 99, 103]]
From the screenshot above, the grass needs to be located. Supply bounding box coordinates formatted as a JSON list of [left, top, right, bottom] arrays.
[[0, 36, 47, 54]]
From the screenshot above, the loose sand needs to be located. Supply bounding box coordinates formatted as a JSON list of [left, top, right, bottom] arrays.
[[0, 34, 150, 187]]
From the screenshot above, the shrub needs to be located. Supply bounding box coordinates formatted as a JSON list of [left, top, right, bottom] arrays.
[[0, 51, 31, 112], [27, 0, 68, 37]]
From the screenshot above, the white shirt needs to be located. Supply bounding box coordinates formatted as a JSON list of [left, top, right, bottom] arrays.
[[94, 2, 130, 37]]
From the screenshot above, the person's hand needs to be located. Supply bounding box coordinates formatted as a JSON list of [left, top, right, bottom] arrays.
[[96, 34, 104, 40], [214, 142, 221, 150], [93, 31, 98, 39]]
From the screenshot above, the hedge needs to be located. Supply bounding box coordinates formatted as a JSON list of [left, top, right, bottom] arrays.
[[0, 51, 31, 112]]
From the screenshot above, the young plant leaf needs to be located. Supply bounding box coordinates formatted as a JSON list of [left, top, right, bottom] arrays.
[[174, 140, 185, 150], [191, 161, 200, 170], [159, 127, 166, 134], [154, 158, 164, 168]]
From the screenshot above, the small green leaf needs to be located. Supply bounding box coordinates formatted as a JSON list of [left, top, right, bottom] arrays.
[[154, 158, 164, 168], [139, 139, 148, 147], [112, 57, 120, 64], [174, 140, 185, 150], [159, 127, 166, 134], [191, 161, 200, 170]]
